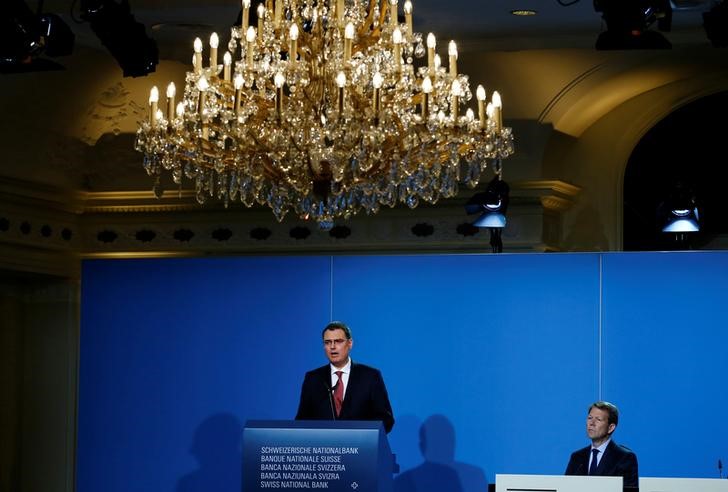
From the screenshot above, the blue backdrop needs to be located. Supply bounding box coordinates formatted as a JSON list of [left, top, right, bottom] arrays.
[[77, 251, 728, 492]]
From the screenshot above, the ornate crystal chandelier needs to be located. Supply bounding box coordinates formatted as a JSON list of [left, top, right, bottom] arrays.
[[135, 0, 514, 229]]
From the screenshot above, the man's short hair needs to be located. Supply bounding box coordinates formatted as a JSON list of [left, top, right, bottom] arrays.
[[322, 321, 352, 340], [589, 401, 619, 426]]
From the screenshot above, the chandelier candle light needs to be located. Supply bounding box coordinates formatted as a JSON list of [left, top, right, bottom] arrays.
[[135, 0, 514, 229]]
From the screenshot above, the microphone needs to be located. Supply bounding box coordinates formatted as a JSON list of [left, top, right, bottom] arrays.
[[324, 379, 336, 420]]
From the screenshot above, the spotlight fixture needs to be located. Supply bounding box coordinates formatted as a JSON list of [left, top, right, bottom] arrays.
[[80, 0, 158, 77], [593, 0, 672, 49], [662, 207, 699, 233], [1, 0, 75, 73], [658, 182, 700, 247], [466, 172, 509, 253]]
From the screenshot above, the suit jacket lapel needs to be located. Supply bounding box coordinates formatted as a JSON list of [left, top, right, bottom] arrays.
[[340, 362, 358, 415], [317, 365, 331, 389], [579, 447, 591, 473], [596, 440, 617, 475]]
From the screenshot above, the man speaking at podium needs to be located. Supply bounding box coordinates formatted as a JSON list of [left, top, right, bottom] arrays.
[[295, 321, 395, 433], [565, 401, 638, 487]]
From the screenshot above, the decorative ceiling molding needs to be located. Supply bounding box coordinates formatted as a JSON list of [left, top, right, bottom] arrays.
[[513, 180, 581, 198], [80, 189, 200, 213], [541, 195, 574, 213], [0, 177, 85, 214], [541, 50, 728, 137]]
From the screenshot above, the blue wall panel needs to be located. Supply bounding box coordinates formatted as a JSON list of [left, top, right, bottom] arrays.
[[78, 251, 728, 492], [601, 252, 728, 479], [331, 254, 600, 482], [79, 257, 332, 492]]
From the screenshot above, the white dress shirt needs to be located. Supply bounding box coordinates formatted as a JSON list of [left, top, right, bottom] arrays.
[[590, 438, 611, 470], [330, 358, 351, 399]]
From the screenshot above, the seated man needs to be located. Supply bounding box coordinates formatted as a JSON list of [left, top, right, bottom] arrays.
[[565, 401, 638, 487]]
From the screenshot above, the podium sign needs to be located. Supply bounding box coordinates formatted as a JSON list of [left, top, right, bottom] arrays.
[[243, 420, 395, 492], [496, 474, 623, 492]]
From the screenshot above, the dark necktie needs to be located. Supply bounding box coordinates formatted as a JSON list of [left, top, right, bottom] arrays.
[[333, 371, 344, 417], [589, 448, 600, 475]]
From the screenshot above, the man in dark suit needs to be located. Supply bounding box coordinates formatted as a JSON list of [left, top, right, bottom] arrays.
[[295, 321, 395, 433], [565, 401, 638, 487]]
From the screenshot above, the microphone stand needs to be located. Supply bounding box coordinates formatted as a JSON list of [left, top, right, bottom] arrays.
[[325, 380, 336, 420]]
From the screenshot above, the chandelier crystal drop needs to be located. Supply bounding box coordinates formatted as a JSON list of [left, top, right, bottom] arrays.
[[135, 0, 514, 229]]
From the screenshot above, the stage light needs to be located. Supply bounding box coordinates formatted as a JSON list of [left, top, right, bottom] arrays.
[[466, 175, 510, 253], [658, 182, 700, 248], [593, 0, 672, 49], [81, 0, 158, 77], [40, 14, 75, 57], [662, 209, 700, 233], [1, 0, 74, 73]]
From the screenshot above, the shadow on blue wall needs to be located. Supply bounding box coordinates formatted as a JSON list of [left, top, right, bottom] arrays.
[[176, 413, 243, 492], [394, 415, 487, 492], [388, 415, 423, 473]]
